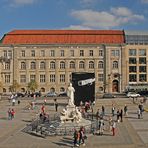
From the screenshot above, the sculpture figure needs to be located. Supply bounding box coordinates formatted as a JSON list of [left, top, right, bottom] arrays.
[[67, 83, 75, 106]]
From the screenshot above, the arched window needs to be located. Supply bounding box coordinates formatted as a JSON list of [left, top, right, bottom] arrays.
[[40, 61, 45, 69], [113, 61, 118, 69], [60, 87, 65, 92], [50, 87, 55, 92], [69, 61, 75, 69], [50, 61, 55, 69], [79, 61, 85, 69], [41, 87, 45, 92], [98, 61, 104, 69], [89, 61, 94, 69], [30, 61, 36, 69], [21, 62, 26, 69], [60, 61, 65, 69]]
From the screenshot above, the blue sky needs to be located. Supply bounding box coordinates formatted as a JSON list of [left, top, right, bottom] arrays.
[[0, 0, 148, 37]]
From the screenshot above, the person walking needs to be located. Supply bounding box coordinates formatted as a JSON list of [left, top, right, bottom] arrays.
[[54, 99, 58, 112], [116, 108, 120, 122], [124, 104, 128, 116], [112, 121, 116, 136], [11, 109, 15, 119], [111, 104, 115, 116], [73, 129, 79, 147], [8, 108, 11, 120], [120, 109, 123, 122]]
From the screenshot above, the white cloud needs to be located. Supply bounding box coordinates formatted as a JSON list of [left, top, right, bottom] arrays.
[[63, 25, 92, 30], [70, 7, 145, 29], [141, 0, 148, 3], [10, 0, 37, 7]]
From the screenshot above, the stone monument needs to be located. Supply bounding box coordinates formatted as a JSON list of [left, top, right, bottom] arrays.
[[60, 83, 82, 123]]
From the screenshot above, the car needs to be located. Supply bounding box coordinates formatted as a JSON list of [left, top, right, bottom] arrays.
[[44, 92, 57, 97], [58, 92, 67, 97], [16, 92, 25, 97], [127, 92, 140, 98], [102, 93, 116, 98]]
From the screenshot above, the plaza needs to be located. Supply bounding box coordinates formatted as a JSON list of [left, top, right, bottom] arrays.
[[0, 96, 147, 148]]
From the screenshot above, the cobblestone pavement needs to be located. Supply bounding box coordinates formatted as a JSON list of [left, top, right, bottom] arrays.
[[0, 97, 147, 148]]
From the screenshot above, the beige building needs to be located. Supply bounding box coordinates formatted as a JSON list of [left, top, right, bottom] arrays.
[[0, 30, 129, 95]]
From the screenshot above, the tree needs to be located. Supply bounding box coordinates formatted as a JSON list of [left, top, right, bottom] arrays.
[[10, 80, 20, 93], [27, 80, 38, 92]]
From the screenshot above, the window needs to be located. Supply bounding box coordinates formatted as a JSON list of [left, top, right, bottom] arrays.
[[80, 50, 84, 56], [8, 50, 12, 58], [50, 61, 55, 69], [129, 58, 136, 64], [49, 50, 55, 57], [60, 50, 64, 57], [4, 62, 10, 70], [30, 62, 36, 69], [21, 50, 25, 57], [139, 74, 147, 82], [139, 49, 146, 56], [129, 66, 137, 72], [98, 61, 103, 69], [20, 75, 26, 83], [49, 74, 55, 82], [40, 61, 45, 69], [21, 62, 26, 69], [129, 49, 136, 56], [30, 75, 36, 81], [31, 50, 35, 57], [70, 50, 74, 57], [40, 50, 45, 57], [79, 61, 85, 69], [60, 61, 65, 69], [40, 75, 45, 83], [139, 57, 146, 64], [111, 50, 119, 56], [139, 66, 146, 72], [89, 50, 93, 56], [60, 74, 65, 82], [98, 74, 103, 81], [5, 74, 10, 83], [69, 61, 75, 69], [113, 61, 118, 69], [89, 61, 94, 69], [129, 74, 137, 82], [3, 50, 7, 57], [99, 50, 103, 56]]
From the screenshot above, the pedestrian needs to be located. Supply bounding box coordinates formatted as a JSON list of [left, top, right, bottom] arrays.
[[120, 109, 123, 122], [99, 118, 104, 135], [11, 109, 15, 119], [112, 121, 116, 136], [18, 99, 20, 105], [111, 104, 115, 116], [124, 104, 128, 116], [101, 105, 105, 117], [108, 116, 113, 132], [79, 127, 86, 146], [12, 98, 15, 106], [116, 108, 120, 122], [41, 104, 45, 113], [137, 108, 141, 119], [8, 108, 11, 120], [73, 129, 79, 147], [96, 109, 100, 120], [54, 99, 58, 112]]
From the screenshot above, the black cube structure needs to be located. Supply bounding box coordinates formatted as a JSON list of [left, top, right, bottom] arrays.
[[72, 72, 95, 106]]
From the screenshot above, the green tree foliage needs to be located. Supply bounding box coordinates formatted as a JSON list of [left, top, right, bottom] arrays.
[[9, 80, 20, 92], [27, 80, 38, 92]]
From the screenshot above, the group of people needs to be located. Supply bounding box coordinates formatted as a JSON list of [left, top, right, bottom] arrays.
[[73, 126, 87, 147], [8, 108, 15, 120]]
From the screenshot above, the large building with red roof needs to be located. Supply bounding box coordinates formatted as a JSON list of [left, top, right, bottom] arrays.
[[0, 29, 148, 96]]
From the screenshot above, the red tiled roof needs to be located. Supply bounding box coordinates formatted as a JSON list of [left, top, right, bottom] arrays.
[[1, 30, 125, 45]]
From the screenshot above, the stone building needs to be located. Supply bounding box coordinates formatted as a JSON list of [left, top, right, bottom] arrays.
[[124, 31, 148, 92], [0, 29, 125, 94]]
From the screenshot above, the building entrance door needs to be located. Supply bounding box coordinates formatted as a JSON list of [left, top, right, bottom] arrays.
[[112, 80, 119, 92]]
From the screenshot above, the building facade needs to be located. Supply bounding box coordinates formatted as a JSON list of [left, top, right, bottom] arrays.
[[1, 29, 141, 95]]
